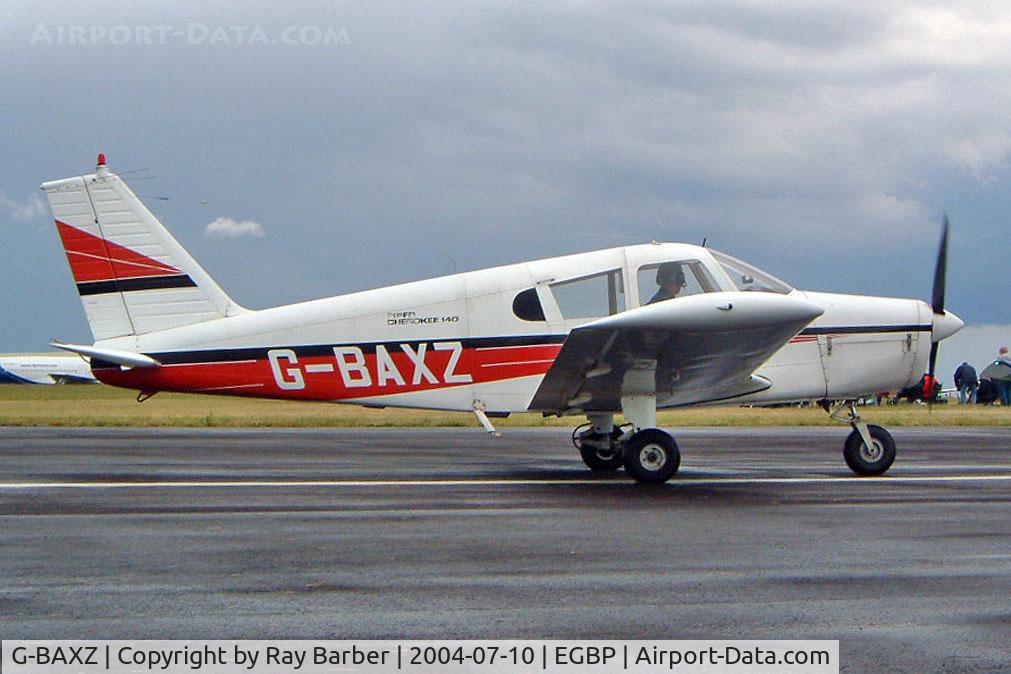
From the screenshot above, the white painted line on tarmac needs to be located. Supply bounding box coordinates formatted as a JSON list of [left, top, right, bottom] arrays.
[[1, 474, 1010, 490], [899, 464, 1011, 471]]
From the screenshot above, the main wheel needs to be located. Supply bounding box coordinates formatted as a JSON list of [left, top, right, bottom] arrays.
[[843, 424, 896, 476], [623, 429, 680, 483], [575, 424, 624, 472], [579, 445, 624, 472]]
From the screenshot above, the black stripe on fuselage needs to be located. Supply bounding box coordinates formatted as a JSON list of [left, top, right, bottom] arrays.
[[799, 324, 931, 336], [77, 274, 197, 296], [146, 334, 570, 366], [136, 324, 930, 367]]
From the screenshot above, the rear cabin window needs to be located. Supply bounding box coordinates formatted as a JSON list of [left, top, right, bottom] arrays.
[[637, 259, 718, 305], [512, 287, 546, 321], [550, 269, 625, 319]]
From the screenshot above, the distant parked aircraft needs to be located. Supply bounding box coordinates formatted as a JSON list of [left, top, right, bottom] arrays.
[[0, 353, 97, 385]]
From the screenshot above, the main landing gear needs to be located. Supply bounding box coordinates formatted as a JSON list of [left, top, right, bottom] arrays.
[[622, 428, 680, 483], [572, 394, 682, 484], [822, 400, 896, 476], [572, 418, 624, 473]]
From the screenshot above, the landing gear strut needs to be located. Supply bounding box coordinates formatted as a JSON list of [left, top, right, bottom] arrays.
[[573, 420, 681, 482], [823, 400, 896, 476], [618, 388, 681, 483], [572, 383, 682, 483]]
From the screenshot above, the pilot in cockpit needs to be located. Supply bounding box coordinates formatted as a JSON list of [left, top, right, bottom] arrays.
[[648, 262, 686, 304]]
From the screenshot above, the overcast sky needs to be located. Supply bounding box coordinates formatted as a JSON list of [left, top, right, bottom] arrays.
[[2, 1, 1009, 381]]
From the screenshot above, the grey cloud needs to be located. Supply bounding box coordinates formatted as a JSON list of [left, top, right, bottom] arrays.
[[1, 0, 1009, 350]]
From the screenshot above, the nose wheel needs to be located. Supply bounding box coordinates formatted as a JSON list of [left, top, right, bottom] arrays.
[[843, 424, 896, 475], [823, 400, 897, 476]]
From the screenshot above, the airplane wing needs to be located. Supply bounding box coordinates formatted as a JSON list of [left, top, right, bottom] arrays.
[[529, 292, 824, 414]]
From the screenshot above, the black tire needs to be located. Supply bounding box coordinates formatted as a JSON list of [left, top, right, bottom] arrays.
[[843, 424, 896, 476], [623, 429, 680, 483], [579, 445, 624, 472], [576, 425, 624, 472]]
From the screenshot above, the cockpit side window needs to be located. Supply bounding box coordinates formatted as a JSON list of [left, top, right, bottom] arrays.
[[710, 250, 793, 294], [637, 259, 718, 305], [549, 269, 625, 319]]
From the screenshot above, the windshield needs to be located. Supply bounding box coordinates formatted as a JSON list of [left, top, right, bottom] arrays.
[[710, 250, 793, 294]]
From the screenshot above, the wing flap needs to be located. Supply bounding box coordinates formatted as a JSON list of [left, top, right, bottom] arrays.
[[529, 292, 823, 413]]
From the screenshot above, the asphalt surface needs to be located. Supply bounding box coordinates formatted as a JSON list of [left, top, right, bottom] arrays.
[[0, 426, 1009, 672]]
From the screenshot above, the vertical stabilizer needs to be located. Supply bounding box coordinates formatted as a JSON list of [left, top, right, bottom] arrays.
[[41, 154, 246, 341]]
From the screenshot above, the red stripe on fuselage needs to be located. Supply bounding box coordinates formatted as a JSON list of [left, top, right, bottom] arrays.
[[55, 220, 180, 283], [94, 343, 564, 401]]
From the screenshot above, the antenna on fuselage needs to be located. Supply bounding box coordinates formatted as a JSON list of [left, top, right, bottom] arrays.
[[701, 237, 707, 247], [411, 218, 458, 272]]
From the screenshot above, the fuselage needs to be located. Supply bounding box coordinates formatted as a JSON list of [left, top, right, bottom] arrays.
[[91, 242, 933, 413]]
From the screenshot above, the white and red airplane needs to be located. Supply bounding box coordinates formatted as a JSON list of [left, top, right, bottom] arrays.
[[41, 155, 963, 483]]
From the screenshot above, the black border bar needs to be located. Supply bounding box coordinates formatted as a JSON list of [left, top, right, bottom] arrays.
[[77, 274, 197, 296]]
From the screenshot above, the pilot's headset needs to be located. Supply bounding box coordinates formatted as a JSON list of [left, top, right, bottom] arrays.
[[656, 262, 686, 287]]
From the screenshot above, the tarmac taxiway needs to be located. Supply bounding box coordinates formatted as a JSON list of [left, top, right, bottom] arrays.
[[0, 426, 1008, 672]]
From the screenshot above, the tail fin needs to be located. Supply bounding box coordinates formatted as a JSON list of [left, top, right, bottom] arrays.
[[41, 154, 246, 341]]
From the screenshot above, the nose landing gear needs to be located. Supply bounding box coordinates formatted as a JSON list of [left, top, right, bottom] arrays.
[[843, 424, 896, 475], [823, 400, 897, 476]]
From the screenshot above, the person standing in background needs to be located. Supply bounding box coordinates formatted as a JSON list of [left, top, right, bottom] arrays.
[[998, 347, 1011, 407], [953, 361, 978, 404]]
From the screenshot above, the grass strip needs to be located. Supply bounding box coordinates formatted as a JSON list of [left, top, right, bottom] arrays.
[[1, 384, 1007, 428]]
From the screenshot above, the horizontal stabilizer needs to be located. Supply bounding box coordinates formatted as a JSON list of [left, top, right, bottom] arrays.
[[50, 341, 160, 369]]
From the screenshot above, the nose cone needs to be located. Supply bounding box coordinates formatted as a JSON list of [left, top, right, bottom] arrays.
[[932, 310, 964, 343]]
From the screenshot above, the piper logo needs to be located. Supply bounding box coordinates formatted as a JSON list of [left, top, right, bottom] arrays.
[[268, 341, 472, 391]]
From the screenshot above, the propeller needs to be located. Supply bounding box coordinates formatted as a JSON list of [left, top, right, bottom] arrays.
[[931, 214, 949, 316], [923, 215, 960, 402]]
